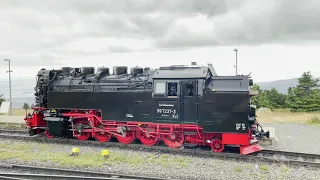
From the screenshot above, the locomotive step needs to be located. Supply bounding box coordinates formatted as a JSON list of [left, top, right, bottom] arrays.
[[183, 143, 198, 147]]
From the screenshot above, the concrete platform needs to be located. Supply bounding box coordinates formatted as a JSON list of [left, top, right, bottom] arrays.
[[0, 115, 26, 128], [258, 127, 278, 147]]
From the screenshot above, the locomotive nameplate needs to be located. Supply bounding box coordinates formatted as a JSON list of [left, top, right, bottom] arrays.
[[156, 102, 179, 120]]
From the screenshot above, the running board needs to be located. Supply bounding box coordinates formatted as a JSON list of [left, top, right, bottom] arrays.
[[183, 132, 197, 135], [183, 143, 198, 147]]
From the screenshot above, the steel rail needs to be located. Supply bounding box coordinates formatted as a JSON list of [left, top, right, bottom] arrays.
[[0, 131, 320, 168], [257, 149, 320, 167], [0, 175, 25, 180], [0, 129, 28, 134], [261, 149, 320, 159], [0, 173, 133, 180], [0, 164, 171, 180]]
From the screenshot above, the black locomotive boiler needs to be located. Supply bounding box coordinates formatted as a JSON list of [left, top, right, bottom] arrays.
[[24, 63, 269, 154]]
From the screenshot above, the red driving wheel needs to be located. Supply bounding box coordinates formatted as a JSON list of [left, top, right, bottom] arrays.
[[45, 130, 54, 138], [94, 130, 113, 142], [163, 132, 185, 148], [73, 119, 92, 141], [116, 130, 135, 144], [139, 127, 159, 146]]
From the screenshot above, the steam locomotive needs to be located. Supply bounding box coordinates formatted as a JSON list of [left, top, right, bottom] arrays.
[[24, 62, 269, 154]]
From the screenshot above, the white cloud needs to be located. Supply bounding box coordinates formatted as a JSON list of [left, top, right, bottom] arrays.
[[0, 0, 319, 82]]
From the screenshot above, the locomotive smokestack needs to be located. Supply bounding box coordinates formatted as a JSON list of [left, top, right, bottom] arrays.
[[191, 62, 197, 65]]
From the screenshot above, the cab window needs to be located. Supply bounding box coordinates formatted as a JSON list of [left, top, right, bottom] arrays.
[[155, 82, 166, 94], [167, 82, 178, 97]]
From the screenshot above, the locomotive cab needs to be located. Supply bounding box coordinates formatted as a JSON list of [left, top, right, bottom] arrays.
[[152, 79, 199, 124], [152, 64, 269, 154], [152, 65, 206, 124]]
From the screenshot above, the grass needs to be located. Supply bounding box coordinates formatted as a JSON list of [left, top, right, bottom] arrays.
[[0, 123, 27, 129], [259, 164, 269, 172], [257, 108, 320, 126], [0, 140, 193, 168], [14, 108, 33, 116], [282, 165, 290, 173], [234, 165, 243, 173], [308, 116, 320, 125]]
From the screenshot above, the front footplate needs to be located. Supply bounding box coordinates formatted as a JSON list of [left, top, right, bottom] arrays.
[[240, 143, 264, 155]]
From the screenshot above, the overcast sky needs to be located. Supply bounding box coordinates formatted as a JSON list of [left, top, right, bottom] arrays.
[[0, 0, 320, 82]]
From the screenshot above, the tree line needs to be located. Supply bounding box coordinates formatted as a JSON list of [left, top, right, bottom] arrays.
[[251, 71, 320, 112]]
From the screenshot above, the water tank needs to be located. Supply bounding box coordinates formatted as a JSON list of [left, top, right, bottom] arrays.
[[130, 66, 143, 76], [113, 66, 128, 75], [81, 67, 95, 75]]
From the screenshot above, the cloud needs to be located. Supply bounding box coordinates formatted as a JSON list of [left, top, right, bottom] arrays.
[[1, 0, 320, 66], [0, 51, 61, 66]]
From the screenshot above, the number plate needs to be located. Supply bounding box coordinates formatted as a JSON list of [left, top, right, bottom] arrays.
[[157, 108, 176, 114], [156, 103, 179, 119]]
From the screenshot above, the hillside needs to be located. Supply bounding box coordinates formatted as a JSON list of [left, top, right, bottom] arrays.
[[256, 77, 320, 94]]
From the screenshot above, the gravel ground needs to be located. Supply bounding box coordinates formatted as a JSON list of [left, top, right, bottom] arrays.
[[0, 139, 319, 180], [260, 123, 320, 154]]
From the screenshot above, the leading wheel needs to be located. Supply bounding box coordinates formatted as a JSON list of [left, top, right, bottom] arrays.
[[211, 138, 224, 152]]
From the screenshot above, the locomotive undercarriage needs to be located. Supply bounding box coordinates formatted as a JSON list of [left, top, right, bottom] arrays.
[[24, 107, 266, 155]]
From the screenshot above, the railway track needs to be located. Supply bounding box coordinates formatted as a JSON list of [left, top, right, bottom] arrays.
[[0, 163, 170, 180], [0, 129, 28, 135], [0, 128, 320, 168]]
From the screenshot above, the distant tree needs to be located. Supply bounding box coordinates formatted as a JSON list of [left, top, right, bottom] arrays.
[[251, 84, 288, 110], [266, 88, 287, 109], [22, 102, 30, 116], [251, 84, 271, 109], [286, 71, 320, 112], [251, 84, 261, 107], [258, 90, 271, 109], [0, 94, 5, 106], [286, 87, 296, 109]]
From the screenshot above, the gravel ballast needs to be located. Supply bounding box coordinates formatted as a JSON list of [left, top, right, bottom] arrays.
[[0, 139, 319, 180], [261, 122, 320, 154]]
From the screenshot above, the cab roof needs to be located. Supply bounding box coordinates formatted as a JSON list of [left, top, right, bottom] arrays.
[[152, 64, 217, 79]]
